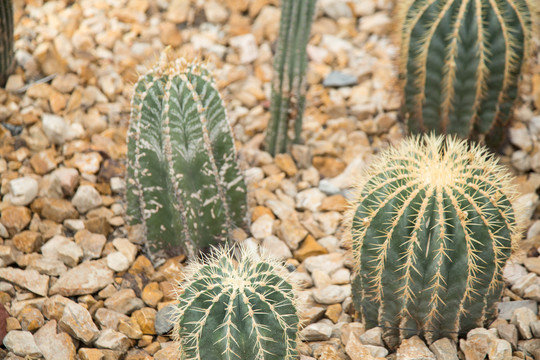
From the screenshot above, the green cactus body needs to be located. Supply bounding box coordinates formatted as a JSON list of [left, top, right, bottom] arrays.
[[173, 246, 299, 360], [0, 0, 13, 86], [397, 0, 537, 141], [265, 0, 317, 156], [126, 56, 247, 263], [349, 135, 520, 345]]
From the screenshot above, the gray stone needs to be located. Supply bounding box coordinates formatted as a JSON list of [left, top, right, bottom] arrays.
[[6, 177, 38, 206], [364, 345, 388, 358], [59, 301, 99, 343], [155, 304, 176, 335], [498, 300, 537, 320], [323, 71, 358, 88], [95, 329, 130, 352], [28, 257, 67, 276], [300, 322, 333, 341], [261, 236, 292, 260], [503, 263, 528, 286], [488, 339, 512, 360], [511, 273, 538, 296], [304, 253, 345, 275], [497, 322, 518, 347], [429, 338, 458, 360], [312, 285, 351, 305], [104, 289, 144, 315], [71, 185, 102, 213], [359, 327, 384, 347], [3, 330, 42, 357], [49, 259, 114, 296], [95, 308, 129, 330]]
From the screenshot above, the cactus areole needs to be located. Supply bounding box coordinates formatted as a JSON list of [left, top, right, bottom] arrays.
[[397, 0, 538, 142], [174, 246, 299, 360], [126, 55, 247, 264], [349, 135, 521, 345]]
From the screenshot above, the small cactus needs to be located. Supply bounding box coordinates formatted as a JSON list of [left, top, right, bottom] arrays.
[[397, 0, 538, 143], [126, 54, 248, 264], [0, 0, 14, 86], [265, 0, 317, 156], [173, 246, 300, 360], [349, 135, 521, 346]]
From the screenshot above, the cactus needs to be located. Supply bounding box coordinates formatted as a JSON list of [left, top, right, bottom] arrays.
[[0, 0, 13, 86], [173, 246, 300, 360], [126, 55, 248, 264], [397, 0, 538, 142], [349, 135, 521, 346], [265, 0, 317, 156]]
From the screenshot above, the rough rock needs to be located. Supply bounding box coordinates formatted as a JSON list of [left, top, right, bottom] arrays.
[[0, 267, 49, 296], [72, 185, 103, 214], [49, 260, 114, 296], [3, 330, 42, 357], [59, 301, 99, 344], [6, 177, 39, 206], [397, 336, 436, 360], [34, 320, 77, 360]]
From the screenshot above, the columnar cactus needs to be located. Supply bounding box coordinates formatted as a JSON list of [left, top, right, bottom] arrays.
[[397, 0, 538, 142], [0, 0, 13, 86], [173, 246, 300, 360], [265, 0, 317, 156], [349, 135, 521, 346], [126, 55, 248, 264]]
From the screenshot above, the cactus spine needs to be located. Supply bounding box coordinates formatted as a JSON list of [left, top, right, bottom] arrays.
[[265, 0, 317, 156], [126, 55, 247, 264], [173, 246, 299, 360], [349, 135, 520, 345], [0, 0, 13, 86], [397, 0, 538, 141]]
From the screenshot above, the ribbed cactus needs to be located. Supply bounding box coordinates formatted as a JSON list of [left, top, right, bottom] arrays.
[[0, 0, 13, 86], [173, 246, 299, 360], [126, 55, 248, 264], [397, 0, 538, 142], [349, 135, 521, 346], [265, 0, 317, 156]]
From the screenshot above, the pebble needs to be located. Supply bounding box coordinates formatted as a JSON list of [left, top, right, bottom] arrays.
[[3, 330, 42, 357], [229, 34, 258, 64], [12, 231, 42, 253], [155, 304, 176, 335], [296, 188, 326, 212], [1, 205, 32, 236], [95, 308, 129, 330], [459, 328, 497, 360], [429, 338, 458, 360], [278, 217, 308, 250], [496, 322, 518, 347], [17, 306, 44, 332], [33, 320, 76, 360], [75, 230, 107, 260], [323, 71, 358, 88], [250, 214, 274, 240], [488, 339, 512, 360], [346, 333, 376, 360], [261, 235, 292, 260], [107, 251, 131, 272], [141, 282, 163, 308], [49, 260, 114, 296], [0, 267, 49, 296], [104, 289, 144, 315], [397, 336, 436, 360], [52, 167, 79, 196], [312, 285, 351, 305], [42, 113, 68, 145], [300, 322, 333, 341], [72, 185, 103, 214], [118, 318, 143, 340], [59, 301, 99, 344], [40, 198, 79, 223], [95, 329, 131, 352], [511, 307, 536, 339], [294, 234, 329, 262], [132, 308, 157, 335], [498, 300, 537, 320], [304, 253, 345, 275], [6, 177, 39, 206], [359, 327, 384, 347]]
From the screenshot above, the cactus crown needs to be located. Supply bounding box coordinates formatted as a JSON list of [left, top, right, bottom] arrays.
[[395, 0, 538, 141], [126, 53, 247, 264], [173, 246, 299, 360], [348, 134, 521, 345]]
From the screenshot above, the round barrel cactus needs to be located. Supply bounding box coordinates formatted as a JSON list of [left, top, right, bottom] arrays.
[[349, 135, 521, 345], [397, 0, 538, 143], [173, 246, 299, 360]]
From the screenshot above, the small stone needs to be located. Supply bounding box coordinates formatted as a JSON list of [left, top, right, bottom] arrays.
[[514, 193, 539, 222], [278, 217, 308, 250], [261, 236, 292, 260], [42, 235, 82, 267], [42, 295, 76, 321], [229, 34, 258, 64], [325, 304, 342, 323], [42, 114, 68, 145], [312, 285, 351, 305], [398, 336, 436, 360], [12, 231, 42, 253], [75, 230, 107, 260], [52, 168, 79, 196], [7, 177, 38, 206], [488, 339, 512, 360], [459, 329, 496, 360], [78, 348, 105, 360], [304, 253, 344, 275], [95, 329, 130, 352], [30, 149, 57, 175], [17, 306, 44, 332], [49, 260, 114, 296], [59, 301, 99, 344], [41, 198, 79, 223], [365, 345, 388, 358], [104, 289, 144, 315], [132, 308, 157, 335], [3, 330, 42, 357], [118, 318, 143, 340], [498, 300, 537, 320], [319, 194, 348, 212], [359, 327, 384, 346], [204, 0, 229, 23], [300, 306, 326, 325], [323, 71, 358, 88], [1, 206, 31, 236], [250, 214, 274, 240], [112, 238, 138, 263], [142, 282, 163, 308], [359, 13, 392, 34], [33, 320, 76, 360], [296, 188, 326, 212], [95, 308, 129, 330], [72, 185, 103, 214], [0, 268, 48, 296], [294, 235, 329, 262], [300, 322, 333, 341], [155, 304, 176, 335], [346, 332, 375, 360], [523, 257, 540, 275], [107, 251, 131, 272], [511, 272, 537, 296], [71, 152, 103, 174], [275, 154, 298, 177], [429, 338, 458, 360], [28, 257, 67, 277], [497, 322, 518, 347], [511, 307, 536, 339]]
